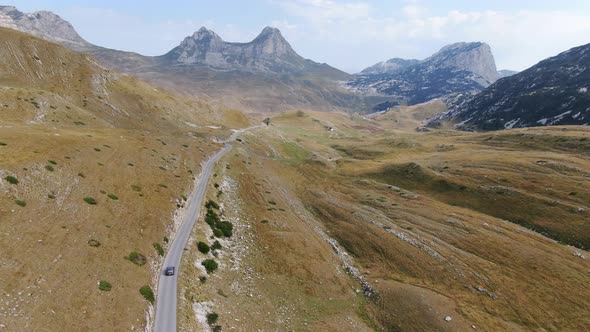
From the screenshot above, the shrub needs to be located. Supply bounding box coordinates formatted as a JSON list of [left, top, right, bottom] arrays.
[[202, 259, 218, 273], [139, 286, 154, 304], [212, 228, 224, 238], [0, 142, 6, 146], [163, 236, 169, 243], [107, 194, 119, 200], [45, 165, 55, 171], [197, 241, 210, 254], [205, 200, 219, 210], [5, 175, 18, 185], [48, 160, 57, 165], [48, 194, 55, 199], [98, 280, 112, 291], [127, 252, 147, 266], [217, 221, 233, 237], [88, 239, 101, 247], [211, 241, 222, 250], [100, 190, 106, 194], [78, 172, 86, 178], [131, 185, 142, 192], [83, 197, 97, 205], [207, 312, 219, 325], [199, 276, 207, 283], [94, 148, 101, 152], [15, 200, 26, 207], [153, 243, 164, 256]]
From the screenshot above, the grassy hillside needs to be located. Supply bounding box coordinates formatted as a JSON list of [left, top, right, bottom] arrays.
[[181, 110, 589, 331], [0, 27, 249, 331]]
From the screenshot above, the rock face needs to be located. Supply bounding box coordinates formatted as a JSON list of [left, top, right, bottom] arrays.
[[0, 6, 89, 49], [160, 27, 308, 73], [359, 58, 420, 75], [348, 42, 499, 106], [427, 43, 590, 131], [497, 69, 518, 78]]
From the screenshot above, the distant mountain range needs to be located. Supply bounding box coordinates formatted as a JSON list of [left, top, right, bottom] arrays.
[[426, 43, 590, 130], [0, 5, 385, 112], [348, 42, 511, 109]]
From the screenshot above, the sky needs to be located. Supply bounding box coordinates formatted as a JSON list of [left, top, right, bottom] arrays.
[[10, 0, 590, 73]]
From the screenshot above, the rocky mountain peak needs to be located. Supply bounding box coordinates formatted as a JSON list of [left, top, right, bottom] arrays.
[[0, 6, 89, 49], [427, 42, 498, 84]]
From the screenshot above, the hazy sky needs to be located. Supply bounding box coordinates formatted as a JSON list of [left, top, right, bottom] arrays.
[[10, 0, 590, 73]]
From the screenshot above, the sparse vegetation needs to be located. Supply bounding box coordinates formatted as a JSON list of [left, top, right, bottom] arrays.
[[83, 197, 97, 205], [15, 200, 26, 207], [139, 285, 154, 304], [48, 160, 57, 165], [127, 252, 147, 266], [202, 259, 218, 273], [207, 312, 219, 325], [88, 239, 101, 247], [45, 165, 54, 171], [211, 241, 222, 250], [107, 194, 119, 200], [153, 243, 164, 256], [5, 175, 18, 185], [131, 185, 142, 192], [98, 280, 112, 291], [197, 241, 210, 254]]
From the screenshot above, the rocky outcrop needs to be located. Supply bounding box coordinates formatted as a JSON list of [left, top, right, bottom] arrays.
[[427, 43, 590, 130], [348, 42, 499, 106], [359, 58, 420, 75], [0, 6, 90, 50]]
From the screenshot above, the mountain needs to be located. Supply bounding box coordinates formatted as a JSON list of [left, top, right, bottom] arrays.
[[348, 42, 499, 107], [359, 58, 420, 75], [497, 69, 518, 78], [0, 5, 90, 50], [427, 43, 590, 131], [0, 6, 373, 112], [159, 26, 310, 73]]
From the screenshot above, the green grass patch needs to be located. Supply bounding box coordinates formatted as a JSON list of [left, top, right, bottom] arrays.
[[139, 286, 154, 304], [98, 280, 112, 291], [5, 175, 18, 185], [126, 252, 147, 266], [153, 243, 164, 256], [83, 197, 97, 205]]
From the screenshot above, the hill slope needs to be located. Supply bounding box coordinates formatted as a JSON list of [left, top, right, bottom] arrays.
[[428, 43, 590, 130], [0, 27, 248, 331]]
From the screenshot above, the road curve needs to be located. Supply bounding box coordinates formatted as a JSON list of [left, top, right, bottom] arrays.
[[154, 127, 258, 332]]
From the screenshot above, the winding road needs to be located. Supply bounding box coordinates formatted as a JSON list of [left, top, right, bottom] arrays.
[[154, 126, 259, 332]]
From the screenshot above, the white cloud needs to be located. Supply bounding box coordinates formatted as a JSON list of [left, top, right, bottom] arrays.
[[270, 2, 590, 72]]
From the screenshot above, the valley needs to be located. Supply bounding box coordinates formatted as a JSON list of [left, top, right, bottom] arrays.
[[0, 3, 589, 332]]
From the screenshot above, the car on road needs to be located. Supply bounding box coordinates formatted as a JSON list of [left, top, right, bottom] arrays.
[[164, 266, 175, 276]]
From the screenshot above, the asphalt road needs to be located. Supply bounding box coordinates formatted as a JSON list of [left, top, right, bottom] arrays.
[[154, 127, 258, 332]]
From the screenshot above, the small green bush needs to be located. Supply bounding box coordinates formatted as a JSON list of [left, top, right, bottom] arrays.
[[211, 241, 222, 250], [15, 200, 26, 207], [153, 243, 164, 256], [212, 228, 224, 238], [202, 259, 218, 273], [139, 285, 154, 304], [48, 194, 56, 199], [83, 197, 97, 205], [218, 221, 233, 237], [107, 194, 119, 200], [5, 175, 18, 185], [45, 165, 55, 171], [163, 236, 169, 243], [205, 200, 219, 210], [48, 160, 57, 165], [98, 280, 112, 291], [197, 241, 210, 254], [127, 252, 147, 266], [206, 312, 219, 325]]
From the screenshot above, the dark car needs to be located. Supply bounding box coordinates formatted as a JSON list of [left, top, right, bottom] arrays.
[[164, 266, 175, 276]]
